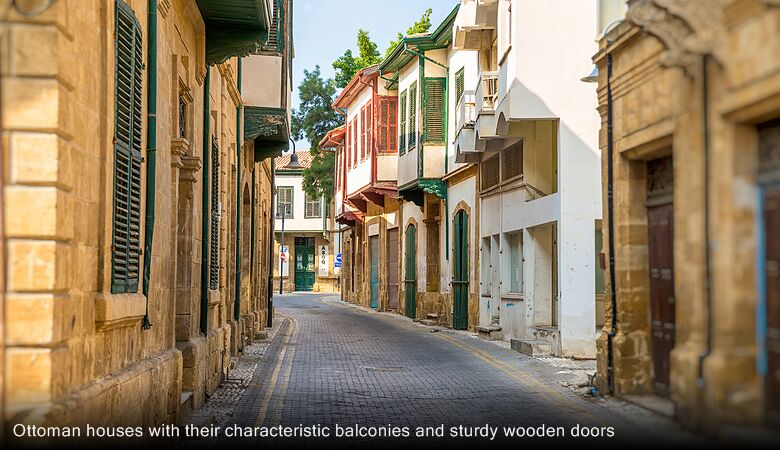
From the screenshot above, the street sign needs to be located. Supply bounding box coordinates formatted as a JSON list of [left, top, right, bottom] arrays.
[[334, 253, 342, 268], [279, 245, 289, 277], [318, 245, 328, 277]]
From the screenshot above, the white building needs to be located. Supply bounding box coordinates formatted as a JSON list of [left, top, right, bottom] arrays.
[[453, 0, 604, 358]]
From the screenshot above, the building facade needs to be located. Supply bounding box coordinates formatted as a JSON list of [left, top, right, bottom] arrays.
[[593, 0, 780, 436], [273, 151, 339, 293], [1, 0, 291, 428]]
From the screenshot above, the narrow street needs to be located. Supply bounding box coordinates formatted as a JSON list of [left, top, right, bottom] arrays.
[[185, 293, 706, 448]]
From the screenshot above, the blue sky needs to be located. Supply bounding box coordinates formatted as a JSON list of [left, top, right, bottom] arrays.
[[291, 0, 459, 150]]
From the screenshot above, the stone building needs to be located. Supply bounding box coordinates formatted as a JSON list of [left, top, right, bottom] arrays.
[[1, 0, 291, 428], [592, 0, 780, 436], [272, 151, 339, 293]]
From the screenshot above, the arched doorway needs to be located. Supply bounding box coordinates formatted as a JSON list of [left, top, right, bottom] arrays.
[[404, 224, 417, 319], [453, 210, 469, 330]]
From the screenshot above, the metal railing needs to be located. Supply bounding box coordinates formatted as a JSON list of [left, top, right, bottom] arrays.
[[476, 71, 499, 112]]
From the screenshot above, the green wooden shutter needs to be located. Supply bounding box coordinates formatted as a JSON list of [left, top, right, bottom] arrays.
[[111, 0, 143, 294], [409, 82, 417, 149], [399, 90, 407, 154], [455, 68, 465, 103], [209, 136, 220, 290], [423, 78, 446, 143]]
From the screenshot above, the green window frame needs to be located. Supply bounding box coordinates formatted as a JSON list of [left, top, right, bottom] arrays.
[[455, 67, 465, 103], [111, 0, 144, 294], [408, 81, 417, 149], [209, 136, 220, 290], [423, 78, 446, 144], [305, 193, 322, 218], [399, 90, 407, 154], [277, 186, 294, 218]]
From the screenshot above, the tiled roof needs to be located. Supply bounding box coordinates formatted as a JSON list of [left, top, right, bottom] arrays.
[[275, 150, 313, 170]]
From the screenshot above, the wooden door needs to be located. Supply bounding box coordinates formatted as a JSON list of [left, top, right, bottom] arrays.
[[763, 184, 780, 422], [647, 202, 675, 394], [453, 211, 469, 330], [404, 225, 417, 318], [386, 228, 400, 309], [370, 235, 379, 309], [294, 237, 315, 291]]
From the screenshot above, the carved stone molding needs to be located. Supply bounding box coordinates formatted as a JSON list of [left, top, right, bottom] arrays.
[[627, 0, 727, 75], [180, 155, 202, 184]]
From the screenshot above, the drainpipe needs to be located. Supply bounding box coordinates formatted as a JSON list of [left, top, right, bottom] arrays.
[[200, 67, 211, 335], [234, 58, 243, 322], [141, 0, 158, 330], [697, 54, 713, 388], [605, 53, 618, 393], [267, 158, 275, 327]]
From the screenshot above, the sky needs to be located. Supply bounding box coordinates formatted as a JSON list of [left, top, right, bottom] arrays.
[[291, 0, 459, 150]]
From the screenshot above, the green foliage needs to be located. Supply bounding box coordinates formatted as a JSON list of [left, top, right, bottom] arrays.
[[333, 29, 382, 89], [291, 66, 342, 203], [385, 8, 433, 58]]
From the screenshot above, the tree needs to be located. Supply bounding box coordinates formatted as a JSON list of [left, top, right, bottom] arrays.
[[333, 29, 382, 89], [291, 66, 342, 203], [385, 8, 433, 58]]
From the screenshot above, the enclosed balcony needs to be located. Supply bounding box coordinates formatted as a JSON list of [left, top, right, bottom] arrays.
[[453, 0, 498, 50], [454, 91, 479, 164]]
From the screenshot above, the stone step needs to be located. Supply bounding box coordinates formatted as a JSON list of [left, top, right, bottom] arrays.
[[426, 313, 439, 320], [476, 325, 503, 341], [180, 390, 194, 418], [510, 339, 552, 357], [420, 319, 437, 326]]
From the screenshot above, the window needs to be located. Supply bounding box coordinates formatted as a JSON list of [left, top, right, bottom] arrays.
[[111, 0, 144, 294], [360, 106, 366, 160], [346, 120, 351, 169], [508, 232, 523, 293], [209, 136, 220, 290], [365, 100, 372, 159], [408, 81, 417, 149], [423, 78, 445, 143], [305, 193, 322, 218], [502, 140, 523, 181], [481, 154, 500, 191], [378, 97, 398, 152], [277, 186, 293, 218], [178, 95, 187, 138], [480, 237, 491, 296], [399, 90, 407, 153], [455, 68, 465, 104], [352, 120, 358, 167]]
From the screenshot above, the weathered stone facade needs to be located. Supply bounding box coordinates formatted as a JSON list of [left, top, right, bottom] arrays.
[[594, 0, 780, 435], [1, 0, 286, 429]]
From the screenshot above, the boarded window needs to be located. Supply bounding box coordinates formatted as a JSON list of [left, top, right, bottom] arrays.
[[399, 91, 407, 153], [423, 78, 446, 143], [502, 140, 523, 180], [455, 67, 465, 103], [111, 0, 144, 294], [425, 198, 441, 292], [378, 97, 398, 152], [409, 82, 417, 148], [277, 186, 293, 218], [508, 232, 523, 293], [481, 154, 500, 191], [305, 193, 321, 218], [209, 136, 220, 290]]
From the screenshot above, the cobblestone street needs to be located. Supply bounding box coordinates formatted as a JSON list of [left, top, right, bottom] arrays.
[[180, 293, 708, 448]]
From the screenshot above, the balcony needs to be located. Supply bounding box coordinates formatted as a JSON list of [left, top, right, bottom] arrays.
[[453, 0, 498, 50], [477, 71, 499, 112], [454, 91, 479, 164]]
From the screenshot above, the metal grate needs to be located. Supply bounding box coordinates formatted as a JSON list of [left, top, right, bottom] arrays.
[[209, 136, 220, 290], [481, 154, 500, 191], [502, 141, 523, 180]]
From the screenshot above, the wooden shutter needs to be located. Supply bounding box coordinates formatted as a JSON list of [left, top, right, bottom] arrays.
[[409, 82, 417, 148], [378, 97, 398, 153], [209, 136, 220, 290], [399, 91, 407, 153], [346, 119, 351, 168], [111, 0, 143, 294], [360, 106, 366, 160], [366, 100, 372, 158], [455, 68, 465, 103], [423, 78, 446, 143]]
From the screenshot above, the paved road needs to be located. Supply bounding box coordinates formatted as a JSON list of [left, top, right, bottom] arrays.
[[223, 293, 707, 448]]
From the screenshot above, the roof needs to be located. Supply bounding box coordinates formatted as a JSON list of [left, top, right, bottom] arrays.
[[379, 4, 460, 75], [318, 125, 346, 150], [332, 65, 380, 109], [275, 150, 313, 171]]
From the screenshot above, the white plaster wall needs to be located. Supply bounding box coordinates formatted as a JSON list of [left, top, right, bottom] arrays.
[[397, 61, 420, 187], [447, 48, 480, 173], [345, 87, 373, 194], [242, 55, 282, 108], [275, 173, 324, 232], [377, 154, 397, 182]]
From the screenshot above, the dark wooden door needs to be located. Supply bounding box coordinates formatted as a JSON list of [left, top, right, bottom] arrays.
[[647, 202, 675, 394], [763, 184, 780, 421], [370, 235, 379, 309], [387, 228, 399, 310], [404, 225, 417, 319], [453, 211, 469, 330]]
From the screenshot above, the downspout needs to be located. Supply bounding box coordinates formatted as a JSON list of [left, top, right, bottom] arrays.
[[697, 54, 713, 387], [267, 159, 275, 327], [141, 0, 157, 330], [605, 53, 618, 393], [200, 67, 211, 335], [234, 58, 243, 322]]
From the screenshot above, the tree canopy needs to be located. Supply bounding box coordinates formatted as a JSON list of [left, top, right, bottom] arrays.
[[291, 66, 342, 203], [332, 29, 382, 89], [385, 8, 433, 58]]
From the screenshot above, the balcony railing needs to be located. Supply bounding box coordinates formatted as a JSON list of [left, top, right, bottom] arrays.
[[476, 71, 499, 112], [456, 90, 476, 132]]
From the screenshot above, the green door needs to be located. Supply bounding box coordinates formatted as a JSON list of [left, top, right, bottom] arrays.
[[404, 225, 417, 318], [370, 235, 379, 309], [453, 211, 469, 330], [294, 237, 315, 291]]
